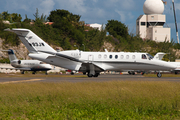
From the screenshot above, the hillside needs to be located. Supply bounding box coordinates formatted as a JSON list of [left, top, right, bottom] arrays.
[[0, 9, 180, 63]]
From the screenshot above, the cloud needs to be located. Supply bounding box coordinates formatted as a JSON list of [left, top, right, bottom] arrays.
[[120, 0, 135, 10], [115, 10, 134, 23], [39, 0, 55, 16], [55, 0, 87, 15], [115, 10, 126, 22]]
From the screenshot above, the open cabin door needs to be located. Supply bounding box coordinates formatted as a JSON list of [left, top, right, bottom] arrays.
[[88, 55, 94, 63]]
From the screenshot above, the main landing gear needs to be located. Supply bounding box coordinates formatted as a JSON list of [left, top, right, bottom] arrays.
[[87, 73, 99, 77], [128, 71, 135, 75]]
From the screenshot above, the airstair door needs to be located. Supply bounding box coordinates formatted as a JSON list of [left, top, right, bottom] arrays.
[[88, 55, 94, 63]]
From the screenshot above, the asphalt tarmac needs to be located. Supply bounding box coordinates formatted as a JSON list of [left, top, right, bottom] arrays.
[[0, 74, 180, 84]]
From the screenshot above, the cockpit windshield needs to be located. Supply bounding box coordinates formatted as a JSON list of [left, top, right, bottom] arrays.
[[146, 54, 154, 60]]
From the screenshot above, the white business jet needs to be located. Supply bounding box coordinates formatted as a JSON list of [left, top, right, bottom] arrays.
[[5, 28, 176, 78], [0, 49, 52, 74]]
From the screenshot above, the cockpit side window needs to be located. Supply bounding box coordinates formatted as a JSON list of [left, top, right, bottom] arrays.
[[142, 54, 147, 59], [146, 54, 154, 60]]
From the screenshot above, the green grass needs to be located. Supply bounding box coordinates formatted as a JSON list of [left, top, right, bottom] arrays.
[[0, 81, 180, 119]]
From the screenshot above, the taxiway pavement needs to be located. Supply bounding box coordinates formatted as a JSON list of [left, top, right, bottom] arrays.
[[0, 74, 180, 84]]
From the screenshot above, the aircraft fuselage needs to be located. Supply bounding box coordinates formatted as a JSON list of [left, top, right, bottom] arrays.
[[28, 50, 176, 73]]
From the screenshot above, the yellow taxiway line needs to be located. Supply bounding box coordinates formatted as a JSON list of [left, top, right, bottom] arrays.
[[0, 79, 44, 84]]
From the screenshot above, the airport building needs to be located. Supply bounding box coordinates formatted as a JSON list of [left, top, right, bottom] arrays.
[[136, 0, 171, 42]]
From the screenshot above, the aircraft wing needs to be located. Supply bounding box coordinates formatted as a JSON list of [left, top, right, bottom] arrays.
[[0, 67, 31, 71], [38, 50, 85, 63], [38, 50, 105, 72]]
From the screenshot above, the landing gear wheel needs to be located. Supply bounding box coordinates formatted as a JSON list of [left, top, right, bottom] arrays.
[[87, 74, 93, 77], [71, 72, 74, 75], [83, 72, 86, 75], [132, 72, 135, 75], [94, 73, 99, 77], [21, 71, 24, 74], [32, 71, 36, 74], [157, 72, 162, 78]]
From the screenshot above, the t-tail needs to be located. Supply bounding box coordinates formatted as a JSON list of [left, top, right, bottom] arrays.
[[1, 49, 18, 62], [4, 28, 57, 53]]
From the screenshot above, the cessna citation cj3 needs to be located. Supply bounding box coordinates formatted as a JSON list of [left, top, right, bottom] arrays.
[[5, 28, 176, 78], [1, 49, 52, 74]]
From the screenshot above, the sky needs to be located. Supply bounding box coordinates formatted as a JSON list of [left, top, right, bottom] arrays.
[[0, 0, 180, 42]]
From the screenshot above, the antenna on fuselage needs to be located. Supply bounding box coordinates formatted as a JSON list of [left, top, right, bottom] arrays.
[[105, 49, 108, 52]]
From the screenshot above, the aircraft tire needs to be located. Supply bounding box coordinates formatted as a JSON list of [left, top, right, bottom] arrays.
[[87, 73, 93, 77], [45, 71, 48, 75], [93, 73, 99, 77], [157, 72, 162, 78], [21, 71, 24, 74]]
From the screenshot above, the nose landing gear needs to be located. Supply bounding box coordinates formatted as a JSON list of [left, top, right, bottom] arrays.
[[157, 72, 162, 78]]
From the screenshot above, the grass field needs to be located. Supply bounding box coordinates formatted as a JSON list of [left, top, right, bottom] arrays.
[[0, 80, 180, 119]]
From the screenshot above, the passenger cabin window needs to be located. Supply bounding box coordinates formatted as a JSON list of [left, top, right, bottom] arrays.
[[98, 54, 101, 59], [142, 54, 147, 59], [132, 55, 135, 59], [121, 55, 124, 59], [104, 54, 107, 59], [109, 55, 112, 59], [126, 55, 129, 59], [115, 55, 118, 59]]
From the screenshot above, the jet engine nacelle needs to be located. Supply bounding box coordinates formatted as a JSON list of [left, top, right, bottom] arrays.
[[58, 50, 81, 59], [18, 60, 21, 64]]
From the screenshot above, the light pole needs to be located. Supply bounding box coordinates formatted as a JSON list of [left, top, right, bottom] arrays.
[[172, 0, 179, 43], [82, 44, 85, 51], [74, 45, 79, 50]]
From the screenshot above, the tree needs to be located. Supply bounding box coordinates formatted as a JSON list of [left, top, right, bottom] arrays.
[[11, 13, 22, 22], [106, 20, 128, 38], [48, 9, 81, 23], [0, 11, 11, 21], [23, 14, 31, 23]]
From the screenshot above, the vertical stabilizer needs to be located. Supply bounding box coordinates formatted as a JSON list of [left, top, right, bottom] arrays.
[[4, 28, 56, 53], [7, 49, 18, 62]]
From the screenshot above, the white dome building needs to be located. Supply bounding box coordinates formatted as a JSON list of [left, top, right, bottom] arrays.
[[136, 0, 171, 42], [143, 0, 164, 15]]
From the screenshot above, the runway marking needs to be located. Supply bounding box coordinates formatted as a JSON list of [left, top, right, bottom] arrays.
[[0, 79, 44, 84]]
